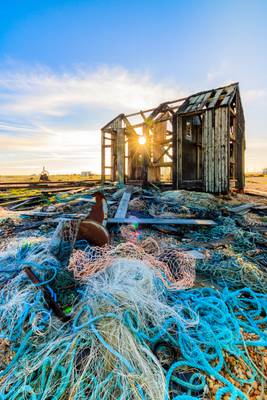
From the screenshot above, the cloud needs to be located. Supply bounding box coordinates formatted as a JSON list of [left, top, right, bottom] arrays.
[[0, 63, 185, 174], [242, 88, 267, 103], [0, 64, 184, 117], [207, 60, 235, 84], [0, 61, 266, 175]]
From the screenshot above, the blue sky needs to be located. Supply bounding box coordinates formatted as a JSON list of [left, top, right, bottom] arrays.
[[0, 0, 266, 174]]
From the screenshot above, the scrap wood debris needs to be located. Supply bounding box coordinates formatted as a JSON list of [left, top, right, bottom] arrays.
[[0, 184, 267, 399]]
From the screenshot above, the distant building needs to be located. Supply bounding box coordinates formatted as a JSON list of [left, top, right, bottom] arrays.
[[263, 168, 267, 175], [81, 171, 92, 177]]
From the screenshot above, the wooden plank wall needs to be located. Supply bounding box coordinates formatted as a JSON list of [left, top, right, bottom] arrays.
[[235, 91, 245, 190], [172, 116, 178, 188], [149, 121, 166, 182], [114, 118, 125, 184], [203, 108, 229, 193], [177, 116, 183, 188]]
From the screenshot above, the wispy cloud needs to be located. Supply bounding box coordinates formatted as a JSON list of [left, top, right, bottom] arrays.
[[207, 60, 235, 85], [0, 63, 185, 174], [0, 61, 266, 174], [0, 64, 183, 117], [242, 88, 267, 103]]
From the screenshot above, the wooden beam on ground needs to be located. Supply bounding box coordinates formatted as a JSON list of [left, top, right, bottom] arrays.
[[244, 189, 267, 198], [9, 197, 41, 210], [0, 182, 99, 190], [228, 203, 256, 214], [21, 211, 87, 219], [107, 217, 216, 226], [0, 180, 99, 186], [114, 186, 133, 219]]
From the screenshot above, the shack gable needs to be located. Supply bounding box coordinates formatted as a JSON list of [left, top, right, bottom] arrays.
[[178, 83, 238, 114]]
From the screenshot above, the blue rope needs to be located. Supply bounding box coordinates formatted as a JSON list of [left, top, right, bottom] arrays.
[[0, 242, 266, 399]]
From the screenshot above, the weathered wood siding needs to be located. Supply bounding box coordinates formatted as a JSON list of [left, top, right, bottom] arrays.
[[203, 107, 229, 193], [148, 121, 166, 182], [235, 90, 245, 190], [177, 115, 183, 188]]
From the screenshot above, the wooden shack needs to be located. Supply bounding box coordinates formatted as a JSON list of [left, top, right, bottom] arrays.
[[101, 82, 245, 194]]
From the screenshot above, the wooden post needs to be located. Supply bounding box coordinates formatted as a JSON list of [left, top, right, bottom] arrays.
[[236, 92, 245, 192], [225, 108, 230, 193], [205, 110, 211, 192], [101, 129, 105, 183], [127, 130, 134, 180], [111, 131, 117, 181], [141, 125, 149, 186], [172, 116, 178, 189], [177, 116, 183, 188], [151, 121, 166, 182], [210, 109, 215, 193], [116, 117, 125, 185]]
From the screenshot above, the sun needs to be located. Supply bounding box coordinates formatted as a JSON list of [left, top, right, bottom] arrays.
[[138, 135, 146, 145]]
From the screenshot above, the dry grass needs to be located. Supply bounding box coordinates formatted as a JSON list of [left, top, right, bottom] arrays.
[[0, 174, 100, 183], [245, 175, 267, 193], [0, 174, 266, 193]]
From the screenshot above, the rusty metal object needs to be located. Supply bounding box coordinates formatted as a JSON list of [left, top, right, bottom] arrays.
[[76, 220, 110, 246], [86, 192, 107, 224], [76, 191, 109, 247], [23, 266, 70, 322]]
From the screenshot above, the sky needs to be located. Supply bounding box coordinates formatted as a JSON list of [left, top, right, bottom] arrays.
[[0, 0, 266, 175]]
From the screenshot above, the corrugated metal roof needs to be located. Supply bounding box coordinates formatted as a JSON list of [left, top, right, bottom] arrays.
[[177, 83, 238, 114]]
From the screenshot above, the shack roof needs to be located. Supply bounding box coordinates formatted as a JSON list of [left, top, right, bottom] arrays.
[[177, 82, 239, 115], [101, 82, 240, 130]]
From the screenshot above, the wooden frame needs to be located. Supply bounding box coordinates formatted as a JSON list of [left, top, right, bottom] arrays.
[[100, 83, 245, 194]]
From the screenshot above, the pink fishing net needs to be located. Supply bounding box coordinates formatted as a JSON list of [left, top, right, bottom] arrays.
[[128, 198, 147, 211], [69, 241, 195, 290]]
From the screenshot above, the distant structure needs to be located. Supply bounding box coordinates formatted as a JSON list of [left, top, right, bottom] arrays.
[[39, 166, 50, 182], [81, 171, 92, 177], [263, 168, 267, 175], [101, 82, 245, 194]]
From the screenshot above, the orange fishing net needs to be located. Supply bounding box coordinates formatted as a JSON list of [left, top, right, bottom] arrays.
[[128, 198, 147, 211], [69, 241, 195, 290]]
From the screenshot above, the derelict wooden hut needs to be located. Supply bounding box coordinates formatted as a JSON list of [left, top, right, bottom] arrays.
[[101, 82, 245, 194]]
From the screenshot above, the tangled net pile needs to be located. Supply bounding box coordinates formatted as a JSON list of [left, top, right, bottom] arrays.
[[197, 250, 267, 294], [69, 241, 196, 290], [0, 233, 266, 399]]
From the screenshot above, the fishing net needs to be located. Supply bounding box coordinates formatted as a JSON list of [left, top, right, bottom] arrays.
[[0, 239, 59, 285], [1, 257, 266, 399], [69, 241, 196, 290], [196, 250, 267, 293], [160, 190, 223, 209], [1, 187, 267, 399], [128, 198, 147, 211], [49, 218, 80, 263], [156, 190, 225, 218], [184, 216, 263, 254]]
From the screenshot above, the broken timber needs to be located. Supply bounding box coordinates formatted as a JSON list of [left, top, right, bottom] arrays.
[[107, 217, 216, 226], [244, 189, 267, 198], [114, 186, 133, 219]]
